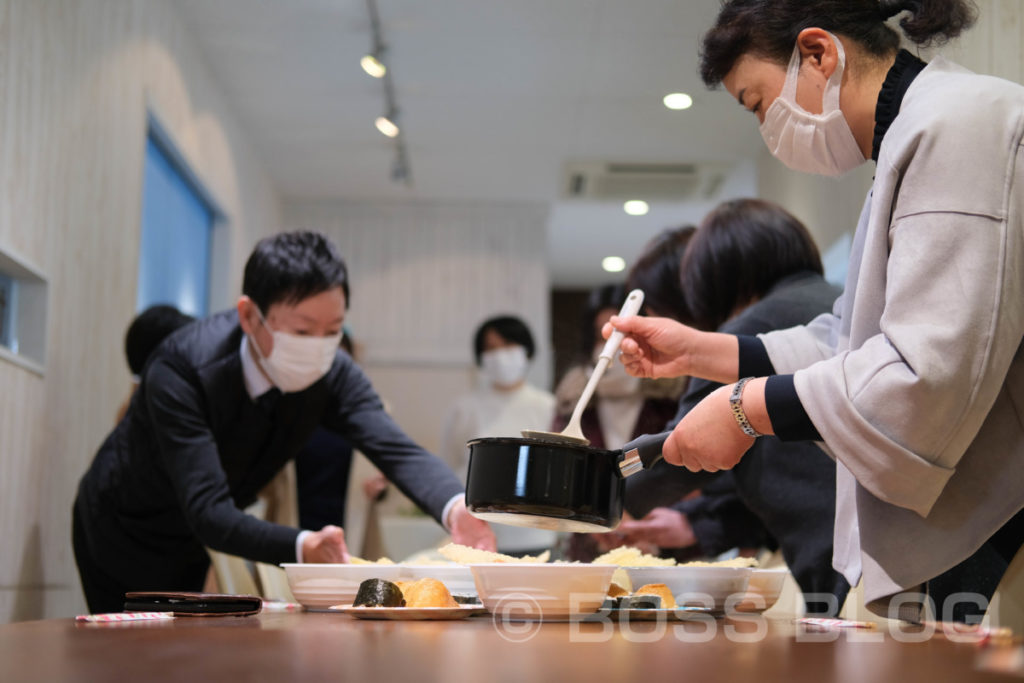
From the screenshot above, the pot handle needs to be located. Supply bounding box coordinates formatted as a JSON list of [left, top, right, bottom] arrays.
[[618, 431, 669, 478]]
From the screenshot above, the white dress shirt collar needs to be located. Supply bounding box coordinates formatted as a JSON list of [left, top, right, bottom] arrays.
[[240, 335, 274, 399]]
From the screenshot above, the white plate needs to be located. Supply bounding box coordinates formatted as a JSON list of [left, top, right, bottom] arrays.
[[732, 568, 788, 612], [469, 563, 615, 618], [280, 563, 404, 609], [601, 607, 715, 622], [622, 565, 752, 611], [332, 605, 484, 621]]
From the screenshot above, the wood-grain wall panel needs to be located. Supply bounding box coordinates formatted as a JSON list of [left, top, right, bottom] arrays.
[[0, 0, 281, 622], [283, 199, 552, 473]]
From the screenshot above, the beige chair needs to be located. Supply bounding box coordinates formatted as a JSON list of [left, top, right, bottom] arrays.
[[755, 549, 804, 619], [207, 550, 261, 596], [255, 562, 296, 602], [983, 544, 1024, 632]]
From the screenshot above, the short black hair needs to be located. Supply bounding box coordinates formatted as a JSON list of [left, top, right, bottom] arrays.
[[682, 198, 823, 331], [125, 304, 195, 375], [473, 315, 536, 365], [699, 0, 977, 88], [242, 231, 350, 313], [626, 226, 696, 323]]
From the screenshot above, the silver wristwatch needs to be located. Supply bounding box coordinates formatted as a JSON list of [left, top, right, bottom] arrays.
[[729, 377, 763, 438]]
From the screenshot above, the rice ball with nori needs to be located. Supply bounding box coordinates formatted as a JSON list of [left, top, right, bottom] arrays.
[[353, 578, 406, 607]]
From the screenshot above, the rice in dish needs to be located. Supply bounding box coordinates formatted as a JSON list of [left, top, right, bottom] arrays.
[[591, 547, 677, 567], [348, 555, 396, 565], [438, 543, 550, 564], [679, 557, 758, 568]]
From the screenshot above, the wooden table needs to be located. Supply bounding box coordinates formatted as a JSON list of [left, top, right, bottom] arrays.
[[0, 610, 1020, 682]]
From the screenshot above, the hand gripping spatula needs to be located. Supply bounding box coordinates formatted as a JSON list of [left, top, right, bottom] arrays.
[[521, 288, 645, 446]]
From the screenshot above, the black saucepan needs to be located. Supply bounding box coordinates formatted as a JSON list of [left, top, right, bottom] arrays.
[[464, 432, 669, 533]]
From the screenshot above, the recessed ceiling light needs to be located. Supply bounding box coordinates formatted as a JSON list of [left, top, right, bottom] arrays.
[[602, 256, 626, 273], [623, 200, 649, 216], [663, 92, 693, 110], [375, 116, 400, 138], [361, 54, 387, 78]]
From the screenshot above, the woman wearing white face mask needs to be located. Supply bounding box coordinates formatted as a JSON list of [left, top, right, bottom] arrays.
[[439, 316, 555, 483], [608, 0, 1024, 622]]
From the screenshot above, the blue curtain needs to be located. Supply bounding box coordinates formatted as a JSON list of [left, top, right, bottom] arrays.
[[137, 133, 214, 316]]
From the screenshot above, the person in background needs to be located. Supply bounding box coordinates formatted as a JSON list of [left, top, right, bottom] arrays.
[[613, 226, 772, 565], [624, 227, 694, 324], [554, 280, 687, 563], [292, 331, 390, 559], [620, 200, 850, 615], [551, 283, 685, 451], [116, 304, 195, 422], [74, 231, 495, 613], [612, 0, 1024, 622], [294, 332, 356, 531], [439, 315, 555, 483]]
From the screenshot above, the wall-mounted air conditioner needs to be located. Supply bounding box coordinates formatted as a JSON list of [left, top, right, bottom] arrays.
[[564, 161, 728, 201]]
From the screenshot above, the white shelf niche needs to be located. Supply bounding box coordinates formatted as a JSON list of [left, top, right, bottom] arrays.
[[0, 246, 48, 376]]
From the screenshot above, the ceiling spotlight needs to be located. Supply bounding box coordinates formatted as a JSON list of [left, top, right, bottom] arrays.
[[663, 92, 693, 110], [361, 54, 387, 78], [623, 200, 649, 216], [602, 256, 626, 273], [375, 115, 400, 138]]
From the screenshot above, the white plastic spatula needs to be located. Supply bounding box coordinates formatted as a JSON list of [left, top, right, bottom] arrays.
[[522, 289, 645, 446]]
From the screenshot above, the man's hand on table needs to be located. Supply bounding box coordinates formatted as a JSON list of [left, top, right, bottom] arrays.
[[303, 524, 351, 563], [447, 498, 497, 551]]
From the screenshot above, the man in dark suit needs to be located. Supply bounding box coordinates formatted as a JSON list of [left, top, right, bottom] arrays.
[[73, 231, 495, 613]]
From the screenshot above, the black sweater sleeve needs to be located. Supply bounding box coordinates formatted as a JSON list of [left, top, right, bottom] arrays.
[[736, 337, 821, 441], [320, 359, 464, 525], [146, 357, 300, 564]]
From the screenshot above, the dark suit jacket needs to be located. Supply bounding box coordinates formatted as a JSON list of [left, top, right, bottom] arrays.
[[75, 310, 463, 588], [626, 271, 851, 610]]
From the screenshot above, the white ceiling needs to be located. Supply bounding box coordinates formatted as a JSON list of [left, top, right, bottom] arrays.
[[172, 0, 765, 287]]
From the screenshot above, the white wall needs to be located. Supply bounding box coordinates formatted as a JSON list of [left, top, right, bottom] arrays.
[[283, 199, 551, 466], [757, 159, 874, 256], [0, 0, 281, 622]]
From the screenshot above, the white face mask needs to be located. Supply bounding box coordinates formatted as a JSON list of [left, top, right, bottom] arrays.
[[481, 346, 529, 389], [758, 32, 866, 177], [250, 308, 341, 393]]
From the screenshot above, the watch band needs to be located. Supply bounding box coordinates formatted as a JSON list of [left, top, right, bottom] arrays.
[[729, 377, 763, 438]]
